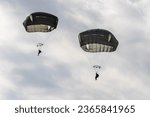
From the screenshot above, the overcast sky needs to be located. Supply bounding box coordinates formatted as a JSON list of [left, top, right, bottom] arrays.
[[0, 0, 150, 99]]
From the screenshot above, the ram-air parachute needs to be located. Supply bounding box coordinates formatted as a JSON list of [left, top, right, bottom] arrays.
[[23, 12, 58, 56], [78, 29, 119, 80]]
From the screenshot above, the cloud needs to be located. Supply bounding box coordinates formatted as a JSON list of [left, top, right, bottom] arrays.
[[0, 0, 149, 99]]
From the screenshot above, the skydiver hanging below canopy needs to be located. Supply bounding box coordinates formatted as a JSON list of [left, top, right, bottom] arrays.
[[37, 43, 43, 56], [37, 49, 42, 56], [93, 65, 101, 80], [95, 72, 99, 80]]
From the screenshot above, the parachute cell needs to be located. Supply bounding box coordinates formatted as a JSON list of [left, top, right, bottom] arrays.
[[23, 12, 58, 32], [78, 29, 118, 53]]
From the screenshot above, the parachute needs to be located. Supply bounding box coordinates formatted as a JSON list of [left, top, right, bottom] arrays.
[[23, 12, 58, 56], [79, 29, 118, 53], [78, 29, 119, 80], [23, 12, 58, 32]]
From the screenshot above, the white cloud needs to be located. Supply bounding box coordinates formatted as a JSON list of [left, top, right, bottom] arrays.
[[0, 0, 149, 99]]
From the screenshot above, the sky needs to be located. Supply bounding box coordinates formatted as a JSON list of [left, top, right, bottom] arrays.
[[0, 0, 150, 99]]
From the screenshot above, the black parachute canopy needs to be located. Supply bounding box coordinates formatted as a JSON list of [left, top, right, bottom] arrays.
[[78, 29, 119, 52], [23, 12, 58, 32]]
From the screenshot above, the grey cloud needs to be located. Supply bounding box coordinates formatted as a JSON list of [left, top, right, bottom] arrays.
[[0, 0, 150, 99]]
